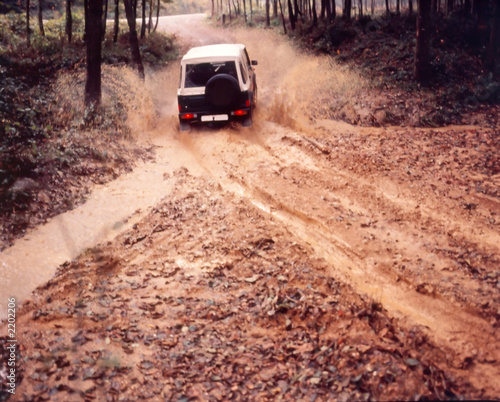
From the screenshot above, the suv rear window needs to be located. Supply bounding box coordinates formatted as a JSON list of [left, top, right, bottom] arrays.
[[185, 61, 238, 88]]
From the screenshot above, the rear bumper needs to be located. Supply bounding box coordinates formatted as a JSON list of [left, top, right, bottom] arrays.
[[178, 92, 252, 125], [178, 108, 252, 125]]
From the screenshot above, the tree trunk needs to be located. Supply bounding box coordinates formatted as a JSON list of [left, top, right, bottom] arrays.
[[273, 0, 278, 17], [148, 0, 153, 33], [278, 0, 287, 33], [85, 0, 104, 106], [414, 0, 432, 82], [385, 0, 390, 17], [486, 0, 499, 72], [344, 0, 351, 19], [140, 0, 146, 38], [312, 0, 318, 24], [102, 0, 108, 37], [288, 0, 296, 29], [431, 0, 436, 14], [464, 0, 470, 14], [371, 0, 374, 15], [26, 0, 31, 46], [38, 0, 45, 36], [153, 0, 160, 31], [359, 0, 363, 17], [293, 0, 300, 20], [331, 0, 335, 19], [266, 0, 270, 25], [113, 0, 119, 42], [446, 0, 453, 15], [409, 0, 413, 15], [66, 0, 73, 43], [396, 0, 400, 15], [476, 0, 488, 45], [123, 0, 145, 79]]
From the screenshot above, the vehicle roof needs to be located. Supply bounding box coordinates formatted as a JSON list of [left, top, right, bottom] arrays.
[[181, 44, 246, 63]]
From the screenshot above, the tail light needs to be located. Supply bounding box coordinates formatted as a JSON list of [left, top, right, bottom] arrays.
[[180, 113, 195, 120], [233, 110, 248, 116]]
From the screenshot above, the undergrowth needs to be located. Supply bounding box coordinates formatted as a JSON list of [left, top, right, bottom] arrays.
[[0, 11, 176, 247], [221, 10, 499, 127]]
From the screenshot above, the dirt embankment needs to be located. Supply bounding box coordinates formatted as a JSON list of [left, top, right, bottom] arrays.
[[1, 14, 499, 401]]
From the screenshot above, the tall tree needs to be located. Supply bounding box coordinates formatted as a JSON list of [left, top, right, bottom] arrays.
[[66, 0, 73, 43], [344, 0, 351, 19], [430, 0, 437, 14], [153, 0, 160, 32], [414, 0, 432, 82], [464, 0, 471, 14], [26, 0, 31, 46], [266, 0, 270, 26], [475, 0, 488, 45], [446, 0, 453, 15], [486, 0, 499, 72], [38, 0, 45, 36], [123, 0, 145, 79], [84, 0, 104, 106], [102, 0, 108, 36], [278, 0, 287, 33], [385, 0, 390, 17], [288, 0, 296, 29], [140, 0, 147, 38], [409, 0, 413, 15], [148, 0, 154, 33], [113, 0, 119, 43]]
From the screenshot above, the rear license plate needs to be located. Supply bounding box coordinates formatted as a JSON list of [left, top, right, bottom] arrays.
[[201, 114, 229, 122]]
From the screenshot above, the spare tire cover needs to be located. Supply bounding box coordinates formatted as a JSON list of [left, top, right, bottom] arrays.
[[205, 74, 240, 108]]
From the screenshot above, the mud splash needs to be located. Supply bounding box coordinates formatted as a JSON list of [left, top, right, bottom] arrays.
[[51, 65, 158, 135]]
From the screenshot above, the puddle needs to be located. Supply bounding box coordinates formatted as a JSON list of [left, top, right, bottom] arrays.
[[0, 140, 203, 320]]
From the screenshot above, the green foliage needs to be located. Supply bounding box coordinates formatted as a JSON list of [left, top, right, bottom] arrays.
[[0, 10, 177, 217], [101, 24, 177, 66], [139, 31, 178, 65]]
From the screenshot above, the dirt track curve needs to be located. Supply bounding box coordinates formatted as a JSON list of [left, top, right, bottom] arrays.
[[1, 13, 499, 401]]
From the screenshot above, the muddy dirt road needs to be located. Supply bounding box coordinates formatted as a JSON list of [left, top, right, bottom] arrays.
[[1, 14, 499, 401]]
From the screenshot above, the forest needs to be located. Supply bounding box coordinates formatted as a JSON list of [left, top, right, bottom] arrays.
[[1, 0, 500, 401], [0, 0, 498, 252]]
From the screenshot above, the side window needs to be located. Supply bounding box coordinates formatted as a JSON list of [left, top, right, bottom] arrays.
[[239, 62, 248, 84], [243, 48, 252, 69], [179, 66, 182, 89]]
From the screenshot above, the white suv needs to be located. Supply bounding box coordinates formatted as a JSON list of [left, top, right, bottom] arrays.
[[177, 44, 258, 131]]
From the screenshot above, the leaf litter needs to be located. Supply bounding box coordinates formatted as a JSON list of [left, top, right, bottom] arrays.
[[3, 171, 488, 401]]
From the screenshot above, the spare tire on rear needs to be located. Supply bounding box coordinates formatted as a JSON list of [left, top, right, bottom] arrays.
[[205, 74, 240, 108]]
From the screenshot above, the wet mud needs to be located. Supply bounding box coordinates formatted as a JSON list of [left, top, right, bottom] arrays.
[[1, 13, 499, 401]]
